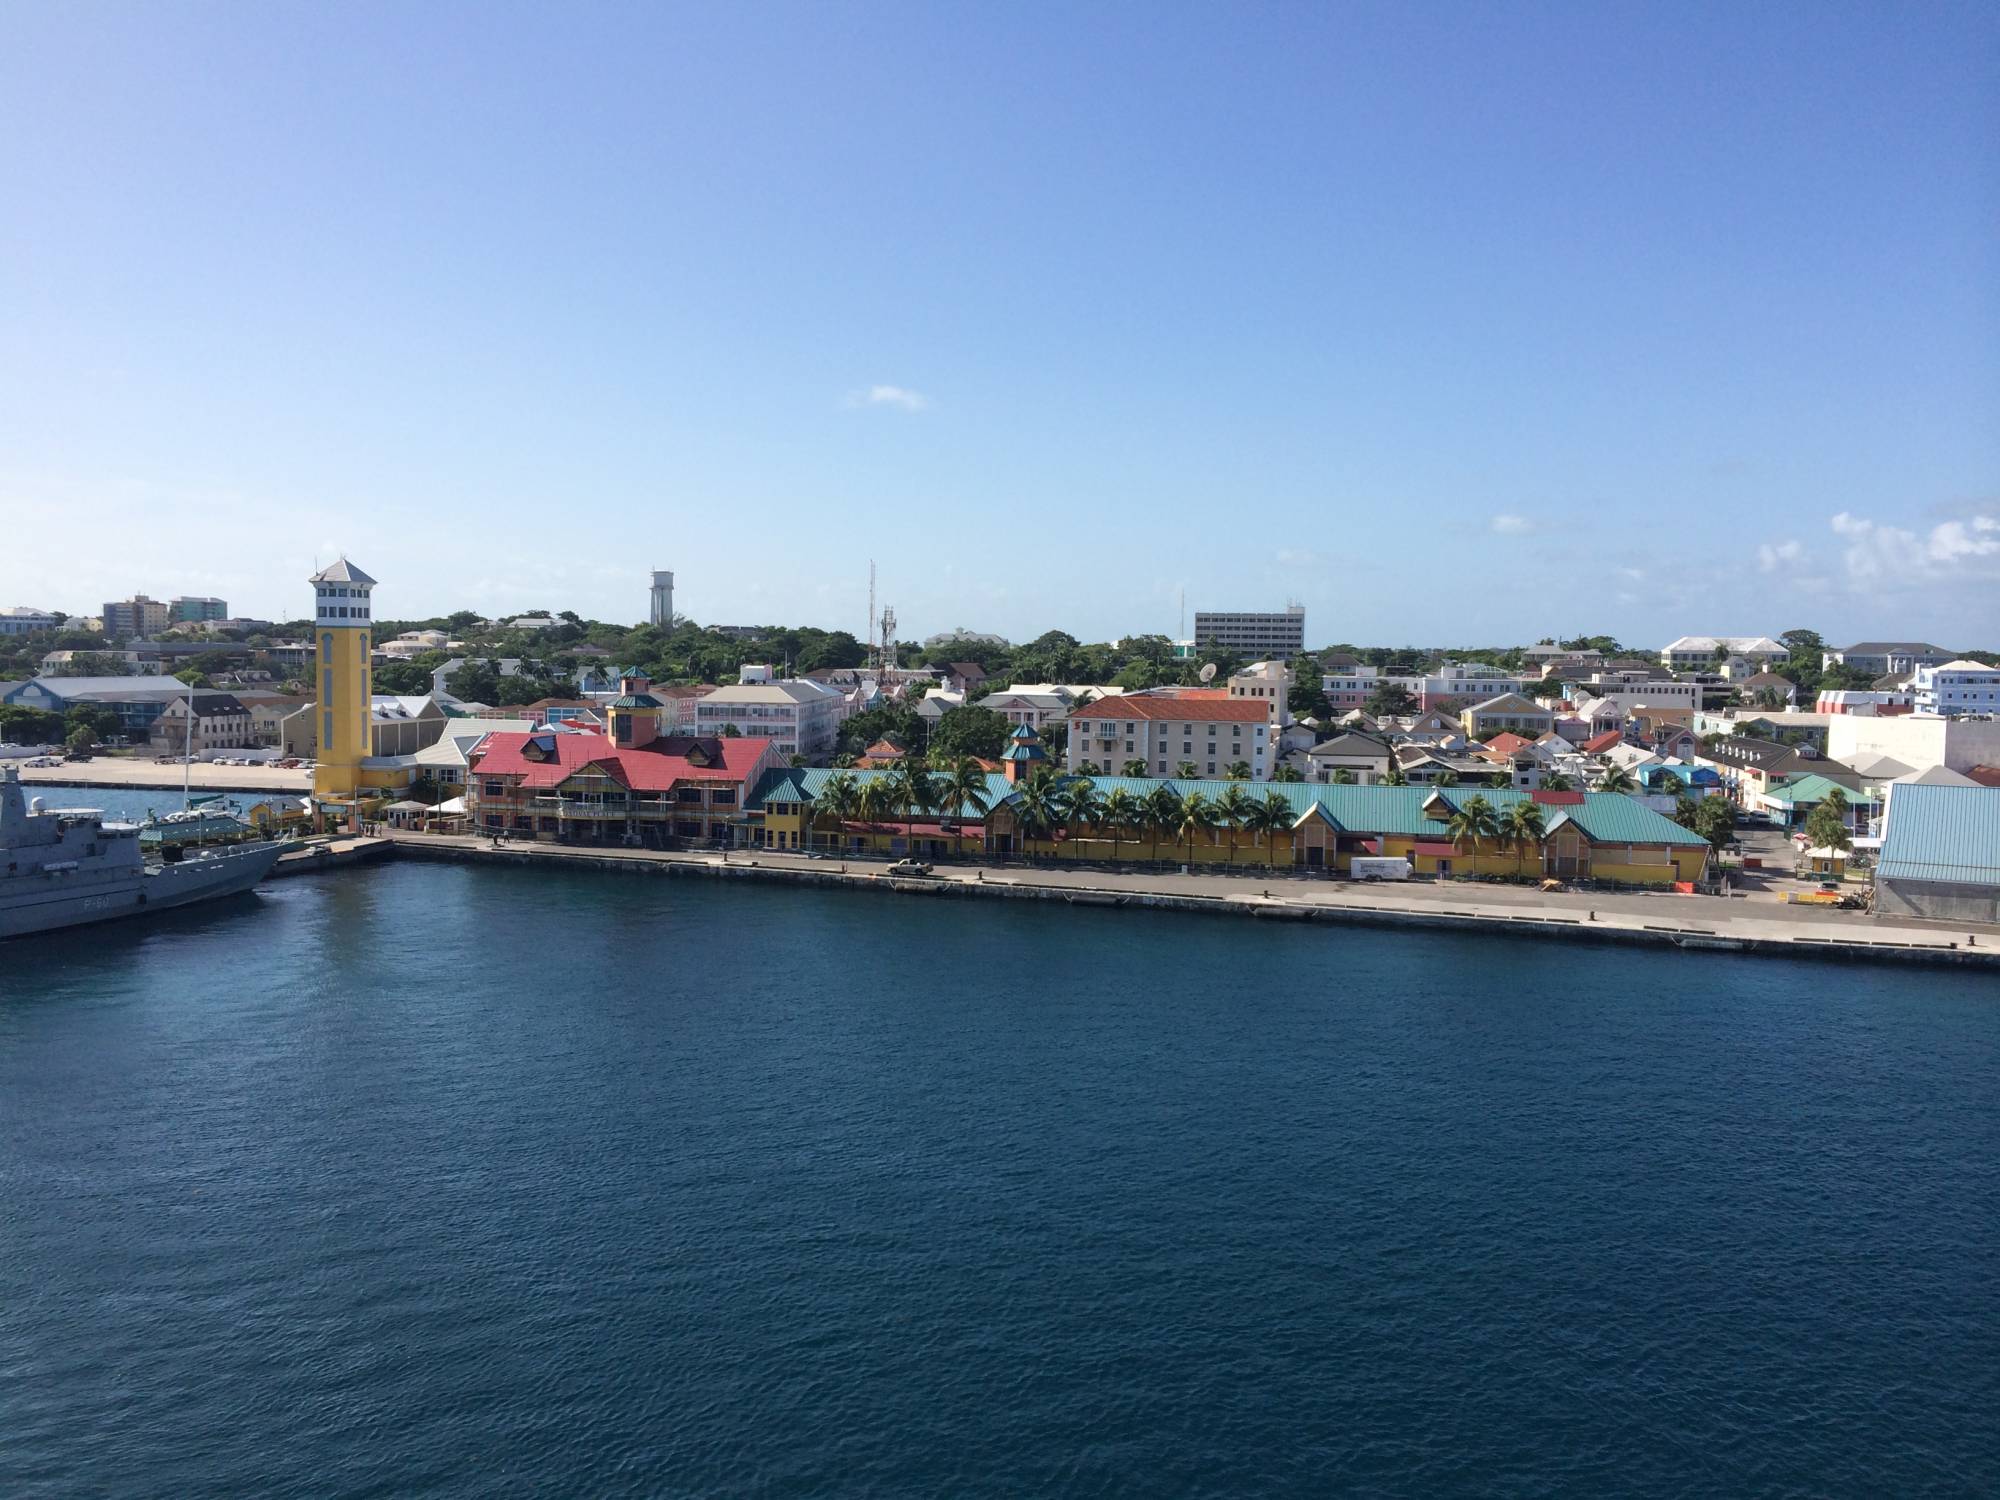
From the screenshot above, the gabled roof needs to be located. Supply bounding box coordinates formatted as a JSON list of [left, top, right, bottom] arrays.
[[472, 729, 769, 790], [1878, 784, 2000, 886], [1073, 695, 1268, 723], [1481, 732, 1535, 755], [1465, 693, 1547, 715], [1763, 773, 1877, 807], [1840, 640, 1950, 655], [309, 558, 376, 586], [1582, 730, 1623, 754]]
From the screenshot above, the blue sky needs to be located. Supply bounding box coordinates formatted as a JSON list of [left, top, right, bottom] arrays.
[[2, 1, 1995, 648]]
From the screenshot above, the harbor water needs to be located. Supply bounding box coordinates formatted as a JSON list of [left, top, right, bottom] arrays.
[[3, 863, 1996, 1497]]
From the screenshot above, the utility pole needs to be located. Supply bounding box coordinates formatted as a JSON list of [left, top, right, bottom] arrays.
[[866, 560, 877, 672]]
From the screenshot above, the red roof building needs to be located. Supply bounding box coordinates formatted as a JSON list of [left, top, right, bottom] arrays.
[[469, 730, 781, 844], [1581, 729, 1623, 755], [1065, 694, 1275, 779]]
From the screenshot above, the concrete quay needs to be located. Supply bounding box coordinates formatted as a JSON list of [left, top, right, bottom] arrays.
[[19, 761, 311, 794], [381, 833, 2000, 971]]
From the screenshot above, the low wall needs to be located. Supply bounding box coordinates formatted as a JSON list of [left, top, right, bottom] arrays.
[[385, 840, 2000, 972], [1877, 878, 2000, 927]]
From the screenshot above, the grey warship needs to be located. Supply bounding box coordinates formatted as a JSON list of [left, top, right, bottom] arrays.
[[1, 765, 285, 940]]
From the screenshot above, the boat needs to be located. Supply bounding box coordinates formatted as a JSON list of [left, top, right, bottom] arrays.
[[138, 794, 258, 851], [1, 764, 285, 940]]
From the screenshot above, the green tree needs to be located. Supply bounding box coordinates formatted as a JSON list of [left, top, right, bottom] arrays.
[[1272, 764, 1304, 783], [930, 705, 1010, 761], [1214, 783, 1253, 866], [1061, 778, 1102, 850], [1444, 795, 1501, 871], [1656, 771, 1685, 800], [1487, 771, 1511, 790], [1502, 799, 1546, 879], [1099, 787, 1139, 863], [0, 705, 64, 745], [1365, 682, 1417, 716], [1176, 791, 1218, 865], [1224, 760, 1251, 780], [1010, 774, 1059, 862], [1141, 784, 1182, 863], [1076, 760, 1102, 776], [64, 705, 119, 742], [816, 772, 859, 850], [1435, 770, 1460, 788], [1383, 763, 1408, 787], [65, 724, 97, 754], [1244, 791, 1292, 872], [1803, 797, 1852, 855], [1597, 763, 1637, 794], [1120, 758, 1149, 778], [1540, 771, 1573, 791], [940, 758, 992, 833], [1330, 768, 1357, 785], [1175, 760, 1198, 779], [1693, 795, 1736, 852]]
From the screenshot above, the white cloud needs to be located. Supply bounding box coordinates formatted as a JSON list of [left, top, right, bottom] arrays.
[[1756, 539, 1803, 573], [1616, 566, 1647, 582], [1274, 547, 1322, 566], [1830, 511, 2000, 584], [847, 384, 930, 412], [1489, 514, 1534, 535]]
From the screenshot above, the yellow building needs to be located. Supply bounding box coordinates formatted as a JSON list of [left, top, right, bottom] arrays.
[[310, 559, 378, 823]]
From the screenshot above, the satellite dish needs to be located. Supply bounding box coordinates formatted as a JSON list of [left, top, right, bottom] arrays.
[[1198, 662, 1218, 682]]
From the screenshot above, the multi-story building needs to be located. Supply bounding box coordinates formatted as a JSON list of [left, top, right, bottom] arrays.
[[1911, 660, 2000, 716], [693, 680, 843, 759], [469, 725, 779, 846], [0, 606, 57, 636], [147, 692, 254, 755], [1227, 661, 1293, 729], [1385, 661, 1530, 710], [169, 596, 229, 624], [1065, 696, 1272, 779], [2, 675, 196, 738], [1821, 641, 1954, 679], [101, 595, 170, 637], [1659, 636, 1787, 671], [1462, 694, 1555, 740], [1827, 712, 2000, 778], [1320, 660, 1380, 712], [1192, 607, 1305, 657]]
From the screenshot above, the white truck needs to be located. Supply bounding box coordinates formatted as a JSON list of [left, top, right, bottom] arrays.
[[1349, 856, 1413, 882]]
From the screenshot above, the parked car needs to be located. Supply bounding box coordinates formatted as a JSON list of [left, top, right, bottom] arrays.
[[885, 859, 936, 878]]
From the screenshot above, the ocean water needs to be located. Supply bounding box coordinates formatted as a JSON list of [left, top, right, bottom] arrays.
[[2, 863, 1996, 1498]]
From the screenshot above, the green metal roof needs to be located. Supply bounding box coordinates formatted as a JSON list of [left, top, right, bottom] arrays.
[[744, 769, 1707, 845], [1763, 773, 1875, 808], [1877, 784, 2000, 887]]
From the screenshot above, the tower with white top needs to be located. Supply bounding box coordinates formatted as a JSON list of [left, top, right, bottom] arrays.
[[650, 570, 674, 628], [310, 559, 376, 804]]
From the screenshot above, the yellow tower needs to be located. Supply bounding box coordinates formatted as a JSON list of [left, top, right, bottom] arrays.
[[309, 558, 376, 817]]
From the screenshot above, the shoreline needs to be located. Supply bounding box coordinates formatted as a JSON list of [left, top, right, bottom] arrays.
[[379, 834, 2000, 972]]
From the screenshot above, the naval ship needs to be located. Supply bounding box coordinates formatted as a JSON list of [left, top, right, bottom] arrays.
[[1, 764, 286, 940]]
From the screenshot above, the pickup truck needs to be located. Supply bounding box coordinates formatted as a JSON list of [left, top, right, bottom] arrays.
[[884, 859, 936, 878]]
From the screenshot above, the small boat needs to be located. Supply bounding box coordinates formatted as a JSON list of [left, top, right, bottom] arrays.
[[139, 794, 257, 851]]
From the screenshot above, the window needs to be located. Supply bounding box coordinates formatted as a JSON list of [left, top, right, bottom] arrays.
[[323, 711, 333, 743], [484, 780, 505, 797]]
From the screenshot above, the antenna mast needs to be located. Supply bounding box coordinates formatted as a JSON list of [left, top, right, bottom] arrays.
[[867, 560, 877, 672]]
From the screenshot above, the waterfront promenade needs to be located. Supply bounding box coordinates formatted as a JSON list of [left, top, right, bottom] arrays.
[[17, 761, 310, 794], [383, 832, 2000, 967]]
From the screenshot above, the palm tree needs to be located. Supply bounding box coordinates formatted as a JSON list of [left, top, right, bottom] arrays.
[[1224, 760, 1251, 780], [1121, 758, 1149, 778], [1597, 763, 1637, 794], [1077, 760, 1102, 776], [1487, 771, 1511, 790], [1272, 764, 1304, 783], [1141, 784, 1182, 864], [1656, 771, 1685, 800], [1540, 771, 1573, 792], [1383, 764, 1409, 787], [1100, 787, 1139, 863], [1444, 794, 1501, 873], [1435, 769, 1461, 788], [1244, 790, 1291, 873], [1502, 799, 1546, 879], [1010, 775, 1057, 862], [1177, 790, 1218, 866], [1175, 760, 1198, 779], [816, 772, 859, 851], [942, 756, 991, 850], [1330, 768, 1357, 785], [854, 777, 892, 845], [1062, 779, 1102, 856], [1214, 783, 1253, 866]]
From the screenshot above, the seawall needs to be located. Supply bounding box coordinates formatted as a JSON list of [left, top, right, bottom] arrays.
[[379, 837, 2000, 972]]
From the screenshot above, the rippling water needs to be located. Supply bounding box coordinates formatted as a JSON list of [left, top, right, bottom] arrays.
[[3, 864, 1996, 1497]]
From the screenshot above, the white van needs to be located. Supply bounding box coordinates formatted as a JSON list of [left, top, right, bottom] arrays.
[[1350, 856, 1413, 882]]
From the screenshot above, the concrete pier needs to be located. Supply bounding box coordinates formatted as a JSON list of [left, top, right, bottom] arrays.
[[379, 833, 2000, 971]]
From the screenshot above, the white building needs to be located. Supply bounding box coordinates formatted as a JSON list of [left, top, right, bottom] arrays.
[[0, 607, 57, 636], [1066, 696, 1272, 779], [650, 570, 674, 628], [1659, 635, 1787, 671], [693, 680, 843, 759], [1911, 660, 2000, 716], [1821, 641, 1954, 678], [1192, 607, 1305, 657], [1227, 660, 1293, 729], [1826, 713, 2000, 775], [979, 689, 1074, 731]]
